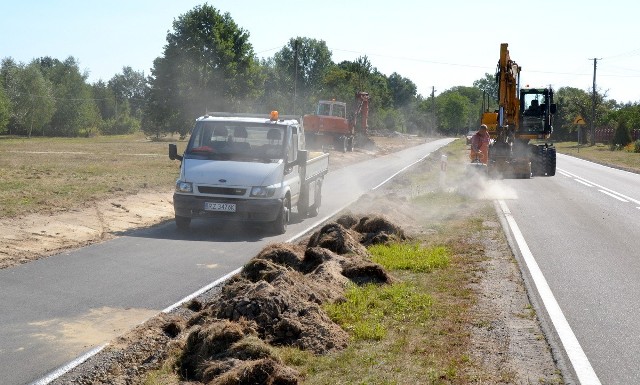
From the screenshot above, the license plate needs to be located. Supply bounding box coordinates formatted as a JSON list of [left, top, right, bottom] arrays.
[[204, 202, 236, 212]]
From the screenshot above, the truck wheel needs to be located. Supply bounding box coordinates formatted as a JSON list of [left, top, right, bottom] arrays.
[[336, 136, 347, 153], [175, 215, 191, 231], [545, 147, 557, 176], [272, 196, 290, 234], [532, 146, 544, 176], [347, 136, 354, 152], [307, 181, 322, 217]]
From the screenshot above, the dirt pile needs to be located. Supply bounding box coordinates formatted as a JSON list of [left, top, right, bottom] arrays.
[[171, 214, 400, 384]]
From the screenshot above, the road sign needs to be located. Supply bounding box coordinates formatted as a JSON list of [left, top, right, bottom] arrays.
[[574, 116, 586, 125]]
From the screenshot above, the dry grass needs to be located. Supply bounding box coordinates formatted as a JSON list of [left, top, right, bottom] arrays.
[[0, 133, 187, 218], [554, 141, 640, 173]]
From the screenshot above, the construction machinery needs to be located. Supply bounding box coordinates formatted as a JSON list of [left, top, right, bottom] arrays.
[[302, 91, 370, 152], [477, 43, 557, 178]]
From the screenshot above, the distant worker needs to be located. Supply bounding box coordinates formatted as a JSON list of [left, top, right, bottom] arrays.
[[470, 124, 490, 164]]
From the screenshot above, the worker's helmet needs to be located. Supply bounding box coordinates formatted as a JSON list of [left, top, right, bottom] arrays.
[[479, 124, 488, 130]]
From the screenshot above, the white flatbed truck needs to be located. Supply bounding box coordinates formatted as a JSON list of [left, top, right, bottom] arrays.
[[168, 111, 329, 234]]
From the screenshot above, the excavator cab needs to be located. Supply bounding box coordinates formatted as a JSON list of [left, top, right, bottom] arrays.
[[519, 87, 556, 139]]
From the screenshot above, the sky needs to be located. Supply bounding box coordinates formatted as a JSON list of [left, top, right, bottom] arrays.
[[2, 0, 640, 104]]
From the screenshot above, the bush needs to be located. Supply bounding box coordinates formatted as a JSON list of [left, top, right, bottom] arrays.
[[634, 139, 640, 153], [370, 109, 406, 132], [611, 120, 632, 150], [99, 115, 140, 135]]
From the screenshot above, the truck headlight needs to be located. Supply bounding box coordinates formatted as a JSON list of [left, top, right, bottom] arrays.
[[176, 181, 193, 193], [250, 186, 275, 197]]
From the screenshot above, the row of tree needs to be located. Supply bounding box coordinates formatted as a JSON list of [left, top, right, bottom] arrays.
[[1, 4, 639, 143]]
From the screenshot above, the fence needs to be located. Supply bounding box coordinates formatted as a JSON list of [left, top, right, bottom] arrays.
[[594, 128, 640, 143]]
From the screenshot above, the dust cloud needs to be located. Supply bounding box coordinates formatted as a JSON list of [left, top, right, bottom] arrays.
[[451, 166, 519, 201]]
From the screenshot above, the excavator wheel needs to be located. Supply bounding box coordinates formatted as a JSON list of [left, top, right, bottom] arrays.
[[531, 146, 545, 176], [544, 147, 557, 176]]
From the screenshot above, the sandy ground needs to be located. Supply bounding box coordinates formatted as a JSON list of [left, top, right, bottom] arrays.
[[5, 134, 563, 384]]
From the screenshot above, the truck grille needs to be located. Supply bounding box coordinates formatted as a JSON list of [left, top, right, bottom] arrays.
[[198, 186, 246, 196]]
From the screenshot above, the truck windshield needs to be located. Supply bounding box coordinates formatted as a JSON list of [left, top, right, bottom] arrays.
[[186, 122, 286, 161]]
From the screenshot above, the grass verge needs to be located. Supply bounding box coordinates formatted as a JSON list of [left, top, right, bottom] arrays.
[[554, 141, 640, 173], [275, 142, 498, 384]]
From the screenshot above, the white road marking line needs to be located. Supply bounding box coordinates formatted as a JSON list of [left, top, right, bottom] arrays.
[[162, 268, 242, 313], [575, 179, 594, 187], [599, 189, 629, 202], [497, 200, 602, 385], [557, 170, 573, 178], [558, 168, 640, 205], [30, 344, 108, 385]]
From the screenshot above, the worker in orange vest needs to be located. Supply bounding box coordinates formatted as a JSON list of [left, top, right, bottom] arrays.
[[470, 124, 490, 164]]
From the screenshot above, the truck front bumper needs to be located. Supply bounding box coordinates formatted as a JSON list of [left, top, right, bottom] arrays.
[[173, 194, 282, 222]]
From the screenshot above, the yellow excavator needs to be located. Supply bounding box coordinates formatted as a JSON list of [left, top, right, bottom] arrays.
[[476, 43, 557, 178]]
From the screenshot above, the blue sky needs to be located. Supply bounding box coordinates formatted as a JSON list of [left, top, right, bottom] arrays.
[[2, 0, 640, 103]]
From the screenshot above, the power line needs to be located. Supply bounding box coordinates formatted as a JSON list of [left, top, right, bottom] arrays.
[[602, 47, 640, 61]]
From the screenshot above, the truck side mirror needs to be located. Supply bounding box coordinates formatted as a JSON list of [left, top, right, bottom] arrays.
[[550, 104, 557, 114], [169, 144, 182, 161]]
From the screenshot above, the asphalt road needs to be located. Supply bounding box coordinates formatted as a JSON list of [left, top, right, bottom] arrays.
[[498, 153, 640, 385], [0, 138, 454, 385]]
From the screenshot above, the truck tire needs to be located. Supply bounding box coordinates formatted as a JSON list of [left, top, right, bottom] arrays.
[[544, 147, 557, 176], [347, 136, 354, 152], [271, 196, 290, 234], [175, 215, 191, 231], [307, 180, 322, 217], [531, 146, 544, 176], [336, 136, 347, 153]]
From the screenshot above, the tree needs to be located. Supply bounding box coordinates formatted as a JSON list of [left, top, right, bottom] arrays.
[[554, 87, 612, 143], [387, 72, 417, 108], [612, 118, 632, 148], [437, 91, 470, 135], [108, 66, 147, 119], [92, 80, 117, 121], [329, 56, 394, 128], [272, 37, 334, 114], [4, 61, 55, 137], [0, 83, 10, 133], [36, 56, 100, 136], [144, 4, 261, 136], [473, 73, 498, 104]]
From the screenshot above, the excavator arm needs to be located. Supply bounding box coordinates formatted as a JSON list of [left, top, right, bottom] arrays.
[[495, 43, 521, 143]]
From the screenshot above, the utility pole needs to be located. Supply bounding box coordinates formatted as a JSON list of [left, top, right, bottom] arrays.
[[431, 86, 436, 137], [589, 58, 600, 146]]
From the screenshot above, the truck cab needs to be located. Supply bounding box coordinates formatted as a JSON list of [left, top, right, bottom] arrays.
[[169, 112, 329, 234]]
